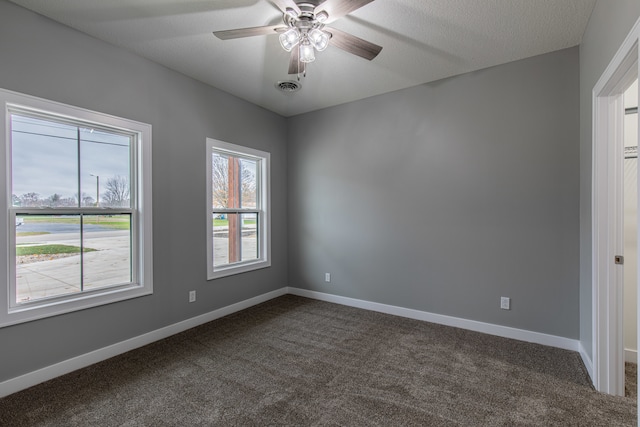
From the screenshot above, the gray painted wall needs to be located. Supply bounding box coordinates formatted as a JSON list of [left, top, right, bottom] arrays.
[[0, 1, 287, 383], [288, 47, 580, 338], [5, 0, 632, 386], [578, 0, 640, 360]]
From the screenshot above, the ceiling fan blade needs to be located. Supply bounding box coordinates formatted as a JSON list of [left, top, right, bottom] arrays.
[[213, 25, 283, 40], [288, 46, 306, 75], [270, 0, 301, 15], [317, 0, 375, 23], [326, 27, 381, 60]]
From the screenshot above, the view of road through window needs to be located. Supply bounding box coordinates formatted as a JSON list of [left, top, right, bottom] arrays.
[[15, 215, 131, 303], [212, 213, 258, 267]]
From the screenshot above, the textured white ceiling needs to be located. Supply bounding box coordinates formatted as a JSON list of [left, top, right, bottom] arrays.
[[9, 0, 596, 117]]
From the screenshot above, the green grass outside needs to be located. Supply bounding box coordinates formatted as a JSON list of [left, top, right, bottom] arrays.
[[23, 216, 252, 229], [16, 231, 51, 237], [23, 216, 130, 230], [16, 244, 97, 256], [88, 221, 130, 230], [213, 219, 257, 226]]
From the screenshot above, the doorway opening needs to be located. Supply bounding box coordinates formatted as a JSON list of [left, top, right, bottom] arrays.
[[623, 79, 639, 399], [591, 21, 639, 397]]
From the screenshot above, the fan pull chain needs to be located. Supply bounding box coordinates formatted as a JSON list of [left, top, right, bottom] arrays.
[[294, 45, 308, 81], [297, 49, 302, 81]]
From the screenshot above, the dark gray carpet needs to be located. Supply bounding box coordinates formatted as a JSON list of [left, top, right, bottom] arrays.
[[0, 295, 636, 426], [627, 362, 638, 401]]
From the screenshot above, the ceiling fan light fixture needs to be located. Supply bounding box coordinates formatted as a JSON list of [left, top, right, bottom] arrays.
[[279, 27, 300, 52], [284, 7, 299, 19], [315, 10, 329, 23], [299, 40, 315, 63], [309, 28, 330, 51]]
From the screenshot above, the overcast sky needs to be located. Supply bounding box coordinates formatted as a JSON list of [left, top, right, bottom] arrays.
[[11, 114, 130, 203]]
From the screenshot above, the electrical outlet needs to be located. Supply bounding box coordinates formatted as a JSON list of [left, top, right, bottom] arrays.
[[500, 297, 510, 310], [325, 273, 331, 283], [189, 290, 196, 303]]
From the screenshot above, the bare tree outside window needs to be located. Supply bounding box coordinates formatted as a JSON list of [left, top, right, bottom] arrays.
[[76, 192, 95, 207], [211, 154, 256, 208], [102, 175, 130, 207], [19, 192, 41, 207], [211, 154, 230, 208], [46, 193, 62, 207], [240, 159, 257, 208]]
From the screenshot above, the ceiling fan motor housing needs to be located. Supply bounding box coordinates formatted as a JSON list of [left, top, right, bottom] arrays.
[[284, 3, 327, 33]]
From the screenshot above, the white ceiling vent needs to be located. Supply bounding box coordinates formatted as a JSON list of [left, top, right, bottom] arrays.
[[275, 81, 301, 93]]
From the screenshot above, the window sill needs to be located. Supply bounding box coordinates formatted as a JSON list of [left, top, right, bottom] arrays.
[[2, 284, 152, 328], [207, 260, 271, 280]]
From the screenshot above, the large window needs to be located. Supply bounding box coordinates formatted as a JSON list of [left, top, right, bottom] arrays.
[[0, 88, 152, 327], [206, 138, 270, 279]]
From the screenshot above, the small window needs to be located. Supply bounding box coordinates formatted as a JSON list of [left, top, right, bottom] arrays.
[[0, 88, 153, 327], [206, 138, 270, 279]]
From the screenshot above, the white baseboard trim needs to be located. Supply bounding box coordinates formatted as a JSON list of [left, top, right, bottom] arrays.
[[625, 348, 638, 364], [0, 287, 288, 398], [287, 287, 581, 352], [1, 286, 587, 399], [579, 342, 594, 382]]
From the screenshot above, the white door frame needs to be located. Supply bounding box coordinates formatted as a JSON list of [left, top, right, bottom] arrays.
[[592, 18, 640, 396]]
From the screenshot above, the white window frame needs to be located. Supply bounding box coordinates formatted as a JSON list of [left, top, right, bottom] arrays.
[[0, 88, 153, 327], [206, 138, 270, 279]]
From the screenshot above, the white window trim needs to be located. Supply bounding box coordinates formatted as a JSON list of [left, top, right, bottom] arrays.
[[0, 88, 153, 327], [206, 138, 270, 280]]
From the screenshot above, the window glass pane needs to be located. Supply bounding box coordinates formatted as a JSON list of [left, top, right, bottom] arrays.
[[80, 129, 131, 207], [15, 215, 81, 303], [240, 158, 257, 209], [241, 213, 259, 261], [15, 214, 133, 303], [212, 212, 228, 267], [211, 152, 258, 210], [625, 111, 638, 149], [212, 213, 259, 267], [11, 115, 79, 207], [82, 214, 132, 288], [211, 152, 231, 209]]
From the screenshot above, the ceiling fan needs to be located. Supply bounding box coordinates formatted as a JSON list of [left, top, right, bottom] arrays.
[[213, 0, 382, 77]]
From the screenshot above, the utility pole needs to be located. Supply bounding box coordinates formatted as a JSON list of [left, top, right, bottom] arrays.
[[90, 174, 100, 207], [228, 157, 241, 263], [90, 174, 100, 223]]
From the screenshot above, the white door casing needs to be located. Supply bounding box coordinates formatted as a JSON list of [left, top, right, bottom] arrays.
[[592, 17, 640, 398]]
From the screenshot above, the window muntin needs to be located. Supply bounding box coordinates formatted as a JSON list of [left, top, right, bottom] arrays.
[[1, 88, 152, 327], [207, 139, 270, 279]]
